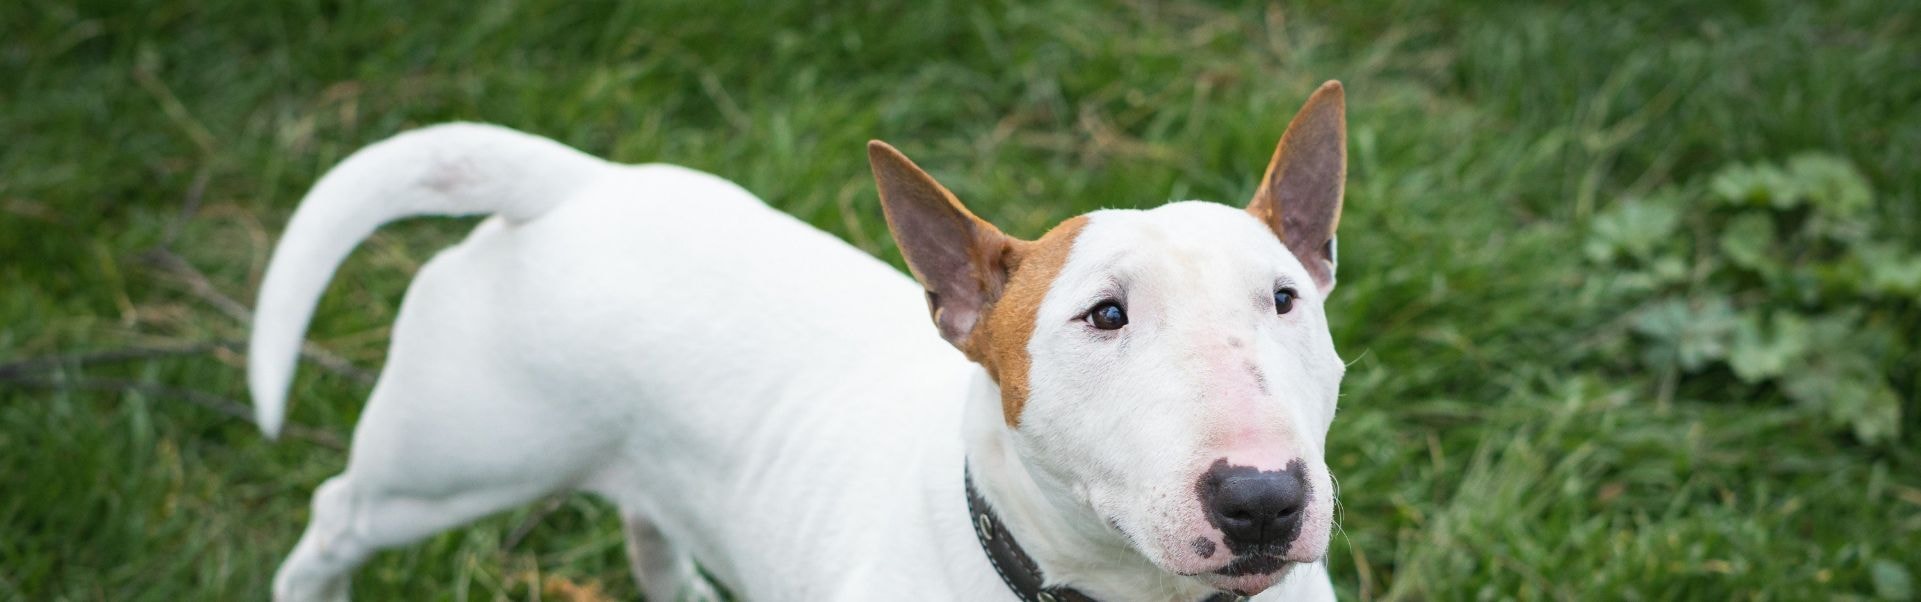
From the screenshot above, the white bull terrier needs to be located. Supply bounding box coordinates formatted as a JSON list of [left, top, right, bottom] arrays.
[[252, 81, 1352, 602]]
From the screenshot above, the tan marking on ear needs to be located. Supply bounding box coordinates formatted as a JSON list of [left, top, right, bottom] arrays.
[[867, 141, 1087, 425], [868, 141, 1018, 352], [974, 216, 1088, 426]]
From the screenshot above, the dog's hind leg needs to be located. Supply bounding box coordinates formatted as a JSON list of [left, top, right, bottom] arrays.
[[622, 511, 723, 602], [272, 476, 358, 602], [270, 242, 632, 601], [272, 360, 610, 600], [272, 469, 557, 601]]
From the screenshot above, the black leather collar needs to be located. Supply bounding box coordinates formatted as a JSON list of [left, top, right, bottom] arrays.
[[964, 466, 1245, 602]]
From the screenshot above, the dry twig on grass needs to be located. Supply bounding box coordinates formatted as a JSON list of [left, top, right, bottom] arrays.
[[0, 374, 344, 450], [140, 248, 378, 386]]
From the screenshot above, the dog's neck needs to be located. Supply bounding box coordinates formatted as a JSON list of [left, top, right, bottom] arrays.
[[960, 370, 1226, 602]]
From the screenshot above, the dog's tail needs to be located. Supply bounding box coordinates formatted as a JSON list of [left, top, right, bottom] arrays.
[[249, 123, 609, 439]]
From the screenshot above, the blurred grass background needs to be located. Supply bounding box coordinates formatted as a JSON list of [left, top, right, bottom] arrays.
[[3, 0, 1919, 599]]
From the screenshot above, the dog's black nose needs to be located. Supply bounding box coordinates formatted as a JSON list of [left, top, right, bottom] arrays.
[[1200, 459, 1307, 552]]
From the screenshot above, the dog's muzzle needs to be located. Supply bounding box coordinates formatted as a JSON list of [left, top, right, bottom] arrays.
[[1197, 458, 1309, 555]]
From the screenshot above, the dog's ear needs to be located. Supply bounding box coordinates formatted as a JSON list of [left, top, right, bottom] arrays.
[[1247, 80, 1346, 294], [868, 141, 1017, 354]]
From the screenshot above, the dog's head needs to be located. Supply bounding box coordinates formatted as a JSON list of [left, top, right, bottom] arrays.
[[870, 82, 1346, 595]]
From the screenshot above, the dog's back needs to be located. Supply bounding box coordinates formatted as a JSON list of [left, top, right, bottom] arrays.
[[255, 125, 980, 600]]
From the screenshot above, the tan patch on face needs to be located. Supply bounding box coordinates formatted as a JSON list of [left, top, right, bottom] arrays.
[[970, 216, 1088, 426]]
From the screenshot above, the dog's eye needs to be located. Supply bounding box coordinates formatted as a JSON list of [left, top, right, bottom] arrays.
[[1086, 301, 1128, 330], [1274, 288, 1297, 315]]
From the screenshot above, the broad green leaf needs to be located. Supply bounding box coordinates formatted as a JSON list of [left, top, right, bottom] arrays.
[[1727, 312, 1808, 383], [1849, 385, 1903, 445], [1632, 297, 1738, 372], [1775, 312, 1902, 443], [1650, 256, 1690, 285], [1709, 163, 1799, 209], [1787, 153, 1873, 218], [1858, 243, 1921, 297], [1719, 212, 1777, 276], [1589, 200, 1681, 263]]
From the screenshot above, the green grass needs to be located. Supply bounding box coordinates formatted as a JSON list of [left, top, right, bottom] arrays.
[[4, 0, 1919, 599]]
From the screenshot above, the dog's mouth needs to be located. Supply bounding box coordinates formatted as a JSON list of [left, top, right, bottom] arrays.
[[1214, 554, 1288, 576], [1190, 554, 1299, 596]]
